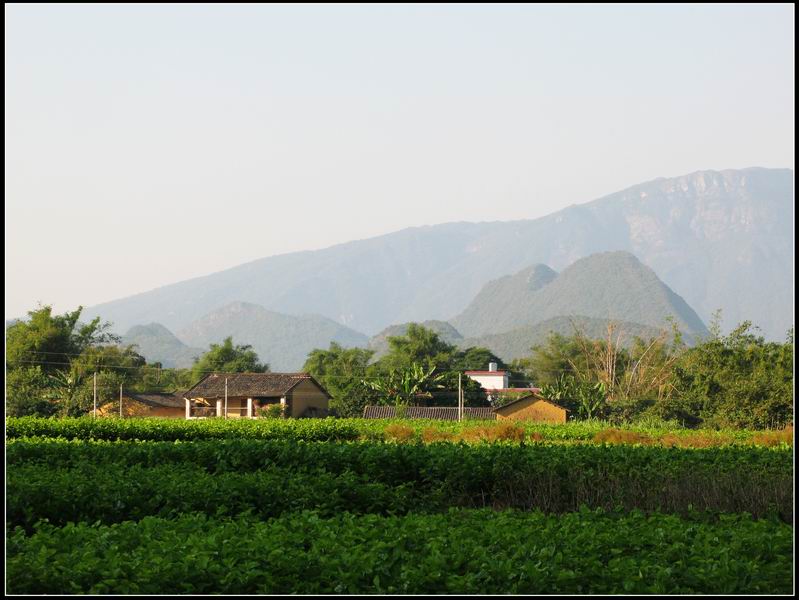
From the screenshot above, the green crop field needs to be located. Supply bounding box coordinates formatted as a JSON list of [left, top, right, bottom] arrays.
[[5, 417, 794, 594]]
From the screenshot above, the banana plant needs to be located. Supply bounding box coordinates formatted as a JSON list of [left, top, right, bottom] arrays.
[[46, 370, 85, 416], [365, 363, 445, 408]]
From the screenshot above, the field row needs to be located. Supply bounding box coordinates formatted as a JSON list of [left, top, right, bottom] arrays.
[[7, 416, 789, 446], [8, 452, 792, 528], [7, 509, 792, 594]]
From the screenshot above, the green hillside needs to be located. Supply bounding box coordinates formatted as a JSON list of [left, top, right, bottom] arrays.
[[121, 323, 204, 369], [452, 252, 708, 339]]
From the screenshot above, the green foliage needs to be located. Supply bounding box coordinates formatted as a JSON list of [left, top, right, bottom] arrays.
[[539, 375, 607, 419], [365, 363, 445, 407], [302, 342, 379, 417], [5, 367, 56, 417], [8, 510, 793, 594], [258, 404, 284, 419], [518, 318, 793, 427], [7, 415, 777, 445], [380, 323, 458, 370], [190, 336, 269, 380], [6, 305, 119, 372], [7, 439, 792, 528], [665, 322, 794, 429]]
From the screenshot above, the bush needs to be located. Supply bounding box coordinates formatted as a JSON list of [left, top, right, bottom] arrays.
[[594, 429, 654, 445], [384, 424, 415, 442], [751, 425, 793, 447], [258, 404, 284, 419], [421, 428, 455, 443]]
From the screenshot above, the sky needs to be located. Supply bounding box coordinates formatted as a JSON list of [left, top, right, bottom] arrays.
[[5, 3, 795, 319]]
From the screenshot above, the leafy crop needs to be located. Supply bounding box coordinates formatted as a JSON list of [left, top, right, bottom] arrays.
[[7, 509, 792, 594], [8, 440, 791, 525]]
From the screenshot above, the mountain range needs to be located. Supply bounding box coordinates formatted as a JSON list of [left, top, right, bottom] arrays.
[[119, 250, 707, 370], [79, 167, 792, 344]]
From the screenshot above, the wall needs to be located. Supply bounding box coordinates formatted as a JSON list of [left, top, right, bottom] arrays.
[[466, 373, 509, 390], [289, 379, 329, 417]]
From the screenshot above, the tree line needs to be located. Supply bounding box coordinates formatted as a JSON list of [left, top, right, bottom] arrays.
[[5, 304, 794, 429]]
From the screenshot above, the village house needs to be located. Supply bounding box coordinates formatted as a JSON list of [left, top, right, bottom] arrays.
[[97, 392, 185, 418], [183, 372, 331, 418], [465, 362, 539, 405]]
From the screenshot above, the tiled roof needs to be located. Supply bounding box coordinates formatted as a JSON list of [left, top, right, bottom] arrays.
[[362, 406, 497, 420], [126, 392, 185, 408], [184, 372, 329, 399]]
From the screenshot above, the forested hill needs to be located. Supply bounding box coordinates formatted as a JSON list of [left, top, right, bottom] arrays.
[[80, 167, 793, 340], [451, 251, 708, 339], [121, 323, 203, 369]]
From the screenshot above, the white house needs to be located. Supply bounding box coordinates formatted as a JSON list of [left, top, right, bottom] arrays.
[[465, 362, 538, 405], [464, 362, 509, 390]]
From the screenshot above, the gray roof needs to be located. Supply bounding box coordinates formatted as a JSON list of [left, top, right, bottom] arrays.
[[184, 372, 330, 399], [362, 406, 497, 420]]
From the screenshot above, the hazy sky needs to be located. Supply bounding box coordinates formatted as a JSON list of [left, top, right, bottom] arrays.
[[5, 3, 794, 319]]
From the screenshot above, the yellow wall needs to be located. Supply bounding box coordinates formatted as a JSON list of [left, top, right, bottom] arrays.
[[222, 397, 248, 418], [289, 379, 329, 417], [496, 397, 567, 423]]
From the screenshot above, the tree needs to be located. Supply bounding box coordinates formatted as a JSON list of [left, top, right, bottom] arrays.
[[6, 366, 56, 417], [517, 331, 589, 385], [380, 324, 457, 371], [6, 304, 119, 372], [303, 342, 380, 417], [190, 337, 268, 381], [668, 322, 794, 429]]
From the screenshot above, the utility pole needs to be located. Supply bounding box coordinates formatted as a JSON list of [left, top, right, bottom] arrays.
[[458, 372, 462, 422], [93, 372, 97, 418], [119, 384, 123, 418], [224, 377, 228, 419]]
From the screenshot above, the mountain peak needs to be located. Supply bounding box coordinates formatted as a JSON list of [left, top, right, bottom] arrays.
[[451, 250, 708, 338]]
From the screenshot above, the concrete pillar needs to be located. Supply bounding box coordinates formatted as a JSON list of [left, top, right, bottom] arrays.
[[280, 396, 287, 418], [247, 397, 253, 418], [185, 398, 191, 419], [216, 399, 223, 418]]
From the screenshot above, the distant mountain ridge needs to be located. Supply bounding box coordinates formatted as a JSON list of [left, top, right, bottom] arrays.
[[451, 251, 708, 339], [121, 323, 203, 369], [175, 302, 369, 372], [80, 167, 793, 340]]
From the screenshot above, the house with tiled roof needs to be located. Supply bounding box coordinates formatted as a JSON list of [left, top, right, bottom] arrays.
[[183, 372, 331, 418]]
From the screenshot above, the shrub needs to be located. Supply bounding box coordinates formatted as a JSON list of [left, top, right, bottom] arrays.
[[594, 428, 654, 445], [492, 422, 526, 443], [421, 428, 455, 443], [657, 432, 736, 449], [384, 424, 415, 442], [751, 425, 794, 447], [258, 404, 284, 419]]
